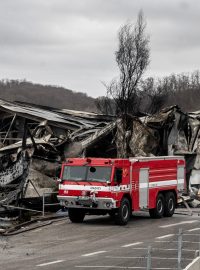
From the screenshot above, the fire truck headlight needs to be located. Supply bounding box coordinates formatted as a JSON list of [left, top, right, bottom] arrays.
[[105, 202, 111, 208], [65, 201, 69, 206]]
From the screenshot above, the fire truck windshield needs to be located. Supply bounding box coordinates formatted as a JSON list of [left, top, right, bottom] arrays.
[[62, 166, 111, 182]]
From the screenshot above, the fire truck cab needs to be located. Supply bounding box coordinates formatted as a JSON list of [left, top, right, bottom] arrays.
[[57, 156, 185, 225]]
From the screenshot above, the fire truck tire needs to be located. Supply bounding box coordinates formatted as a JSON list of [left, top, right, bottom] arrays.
[[115, 198, 130, 225], [164, 192, 175, 217], [68, 208, 85, 223], [149, 193, 164, 218]]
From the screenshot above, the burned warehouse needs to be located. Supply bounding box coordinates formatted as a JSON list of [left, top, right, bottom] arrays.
[[0, 98, 200, 213]]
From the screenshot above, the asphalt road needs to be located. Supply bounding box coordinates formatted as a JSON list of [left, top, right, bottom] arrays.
[[1, 211, 200, 270]]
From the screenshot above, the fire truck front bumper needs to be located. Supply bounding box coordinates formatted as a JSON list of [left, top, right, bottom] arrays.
[[57, 195, 117, 210]]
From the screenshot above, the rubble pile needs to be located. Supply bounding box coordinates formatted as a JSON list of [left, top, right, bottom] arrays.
[[0, 99, 114, 209], [0, 98, 200, 210]]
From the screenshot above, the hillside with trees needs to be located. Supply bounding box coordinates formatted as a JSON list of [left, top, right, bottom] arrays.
[[0, 79, 97, 112], [0, 71, 200, 115], [96, 70, 200, 115], [136, 70, 200, 114], [145, 70, 200, 112]]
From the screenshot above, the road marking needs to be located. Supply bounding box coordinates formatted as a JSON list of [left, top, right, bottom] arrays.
[[156, 234, 174, 239], [155, 240, 199, 244], [188, 228, 200, 232], [75, 266, 176, 269], [82, 251, 107, 257], [37, 260, 65, 267], [53, 221, 67, 226], [106, 256, 191, 261], [183, 234, 200, 236], [159, 220, 198, 228], [33, 228, 43, 232], [122, 241, 143, 247], [132, 247, 196, 252], [76, 266, 176, 269]]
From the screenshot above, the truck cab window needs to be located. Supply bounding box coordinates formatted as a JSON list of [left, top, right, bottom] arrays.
[[87, 166, 111, 182], [114, 168, 122, 184]]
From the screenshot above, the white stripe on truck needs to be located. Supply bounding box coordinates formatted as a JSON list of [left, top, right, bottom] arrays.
[[59, 178, 184, 192], [59, 184, 130, 192], [140, 179, 184, 188]]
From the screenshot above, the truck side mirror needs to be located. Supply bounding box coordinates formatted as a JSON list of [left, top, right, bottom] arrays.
[[56, 178, 62, 183]]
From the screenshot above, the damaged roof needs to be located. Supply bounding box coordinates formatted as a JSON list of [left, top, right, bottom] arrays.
[[0, 99, 114, 130]]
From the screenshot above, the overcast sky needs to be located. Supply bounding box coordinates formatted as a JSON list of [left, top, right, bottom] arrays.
[[0, 0, 200, 97]]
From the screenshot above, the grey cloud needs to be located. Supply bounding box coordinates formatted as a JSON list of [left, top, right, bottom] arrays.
[[0, 0, 200, 97]]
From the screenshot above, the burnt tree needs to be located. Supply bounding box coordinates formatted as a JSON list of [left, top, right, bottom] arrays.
[[106, 11, 150, 157]]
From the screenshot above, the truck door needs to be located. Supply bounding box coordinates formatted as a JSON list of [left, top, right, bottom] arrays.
[[139, 168, 149, 209]]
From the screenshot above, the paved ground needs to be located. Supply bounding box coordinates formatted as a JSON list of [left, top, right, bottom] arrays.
[[1, 210, 200, 270]]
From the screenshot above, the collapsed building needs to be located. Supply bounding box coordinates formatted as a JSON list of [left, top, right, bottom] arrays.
[[116, 106, 200, 191], [0, 98, 200, 212], [0, 99, 114, 211]]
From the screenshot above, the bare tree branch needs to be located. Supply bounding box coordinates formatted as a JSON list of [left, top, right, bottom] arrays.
[[107, 11, 150, 118]]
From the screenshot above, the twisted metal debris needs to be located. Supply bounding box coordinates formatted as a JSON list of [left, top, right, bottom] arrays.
[[0, 99, 200, 208]]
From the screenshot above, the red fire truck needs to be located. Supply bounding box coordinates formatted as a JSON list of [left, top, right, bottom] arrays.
[[57, 156, 185, 225]]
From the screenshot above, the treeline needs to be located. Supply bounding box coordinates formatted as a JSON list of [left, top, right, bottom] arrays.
[[96, 70, 200, 115], [141, 70, 200, 113], [0, 70, 200, 115], [0, 79, 97, 112]]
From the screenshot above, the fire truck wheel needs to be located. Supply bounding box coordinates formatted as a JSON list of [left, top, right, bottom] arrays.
[[115, 198, 130, 225], [164, 192, 175, 217], [68, 208, 85, 223], [149, 193, 164, 218]]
